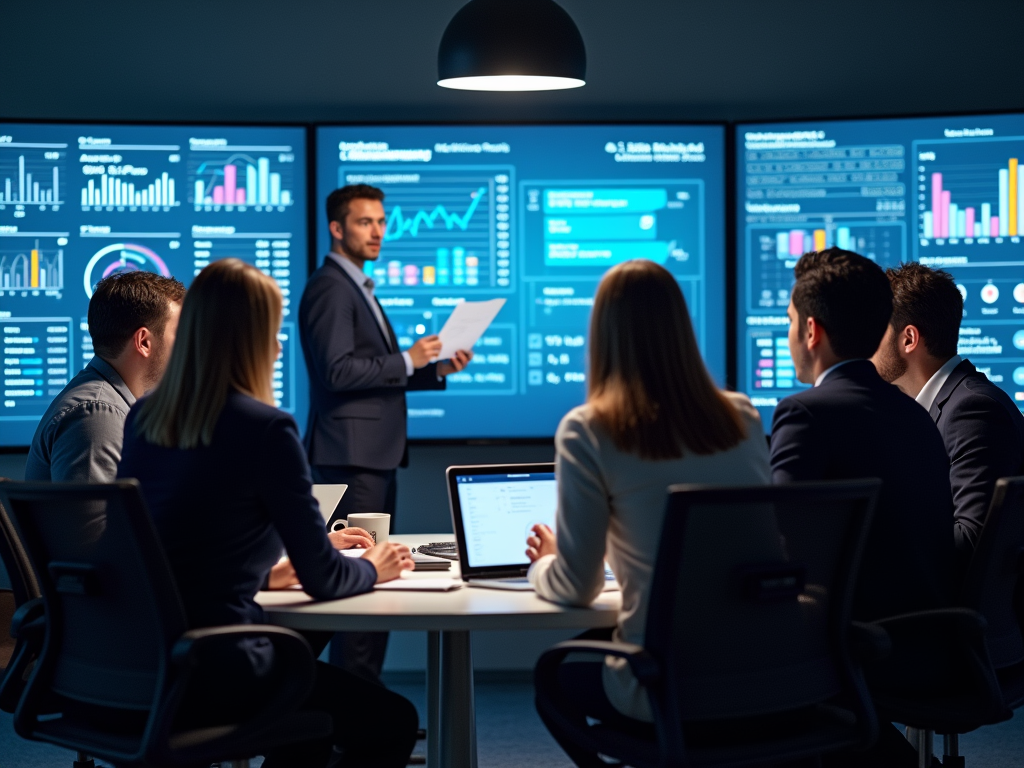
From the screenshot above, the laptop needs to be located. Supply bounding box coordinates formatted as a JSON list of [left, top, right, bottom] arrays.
[[311, 484, 348, 527], [447, 463, 619, 591]]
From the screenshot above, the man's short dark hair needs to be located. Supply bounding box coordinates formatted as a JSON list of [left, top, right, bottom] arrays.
[[326, 184, 385, 227], [886, 262, 963, 360], [791, 248, 893, 359], [88, 272, 185, 360]]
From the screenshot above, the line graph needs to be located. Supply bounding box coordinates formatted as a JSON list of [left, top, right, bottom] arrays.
[[385, 187, 487, 241], [339, 166, 512, 290]]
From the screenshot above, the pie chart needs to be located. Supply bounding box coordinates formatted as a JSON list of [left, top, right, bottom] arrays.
[[83, 243, 171, 298]]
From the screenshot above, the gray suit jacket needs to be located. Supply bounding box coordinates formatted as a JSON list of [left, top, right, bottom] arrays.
[[299, 258, 444, 470], [25, 357, 136, 482]]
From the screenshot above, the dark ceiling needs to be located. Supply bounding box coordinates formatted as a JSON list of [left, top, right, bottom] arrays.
[[2, 0, 1022, 124]]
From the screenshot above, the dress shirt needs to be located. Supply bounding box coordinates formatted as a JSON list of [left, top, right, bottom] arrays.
[[814, 358, 860, 387], [25, 356, 136, 482], [916, 355, 962, 412], [327, 253, 414, 376]]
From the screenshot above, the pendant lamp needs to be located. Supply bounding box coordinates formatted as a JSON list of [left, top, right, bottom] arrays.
[[437, 0, 586, 91]]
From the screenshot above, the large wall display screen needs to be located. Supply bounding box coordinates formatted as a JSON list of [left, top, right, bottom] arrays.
[[0, 123, 308, 447], [316, 124, 725, 439], [737, 114, 1024, 430]]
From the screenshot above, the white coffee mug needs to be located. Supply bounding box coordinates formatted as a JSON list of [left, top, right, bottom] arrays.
[[332, 512, 391, 545]]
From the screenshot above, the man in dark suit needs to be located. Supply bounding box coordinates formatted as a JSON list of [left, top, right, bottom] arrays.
[[299, 184, 472, 681], [771, 249, 956, 768], [770, 249, 954, 623], [872, 262, 1024, 572]]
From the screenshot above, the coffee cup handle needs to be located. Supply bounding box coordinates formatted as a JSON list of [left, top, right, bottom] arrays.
[[330, 519, 349, 533]]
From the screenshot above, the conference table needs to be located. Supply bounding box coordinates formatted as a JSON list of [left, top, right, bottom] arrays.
[[256, 534, 621, 768]]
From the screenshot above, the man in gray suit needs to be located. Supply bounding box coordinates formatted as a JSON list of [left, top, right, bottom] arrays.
[[26, 271, 185, 482], [299, 184, 471, 681]]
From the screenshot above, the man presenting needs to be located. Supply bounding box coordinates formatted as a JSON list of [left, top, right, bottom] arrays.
[[872, 262, 1024, 568], [26, 271, 185, 482], [299, 184, 471, 681]]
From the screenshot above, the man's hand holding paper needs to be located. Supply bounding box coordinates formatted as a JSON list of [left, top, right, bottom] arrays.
[[433, 298, 507, 370]]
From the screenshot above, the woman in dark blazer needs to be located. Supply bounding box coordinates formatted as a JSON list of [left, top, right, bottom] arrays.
[[118, 258, 417, 768]]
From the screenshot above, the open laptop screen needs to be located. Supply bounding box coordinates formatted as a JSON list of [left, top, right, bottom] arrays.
[[452, 469, 557, 569]]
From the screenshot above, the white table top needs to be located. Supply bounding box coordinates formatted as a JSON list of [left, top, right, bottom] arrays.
[[257, 534, 621, 632]]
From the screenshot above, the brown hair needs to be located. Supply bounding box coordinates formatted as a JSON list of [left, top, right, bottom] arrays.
[[886, 262, 963, 360], [134, 259, 282, 449], [88, 272, 185, 360], [791, 248, 893, 358], [326, 184, 385, 227], [587, 260, 746, 460]]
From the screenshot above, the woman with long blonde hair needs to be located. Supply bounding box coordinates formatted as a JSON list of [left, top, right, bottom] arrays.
[[525, 259, 771, 724], [118, 259, 417, 768]]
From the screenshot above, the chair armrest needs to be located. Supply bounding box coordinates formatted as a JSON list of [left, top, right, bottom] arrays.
[[144, 625, 317, 765], [872, 607, 988, 636], [9, 598, 44, 641], [849, 620, 891, 663], [535, 639, 660, 687]]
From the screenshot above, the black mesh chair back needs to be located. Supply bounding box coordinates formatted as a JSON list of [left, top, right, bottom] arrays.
[[959, 477, 1024, 670], [0, 479, 40, 607], [535, 479, 881, 768], [1, 480, 186, 716], [648, 480, 879, 724], [0, 479, 329, 767], [0, 480, 45, 714]]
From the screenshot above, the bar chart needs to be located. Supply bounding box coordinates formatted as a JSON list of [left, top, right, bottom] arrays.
[[189, 152, 295, 211], [0, 241, 63, 291], [0, 152, 65, 207], [914, 137, 1024, 245], [80, 171, 178, 210], [746, 221, 905, 312]]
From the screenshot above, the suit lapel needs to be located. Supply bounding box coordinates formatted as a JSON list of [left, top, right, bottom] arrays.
[[326, 258, 395, 353], [930, 359, 974, 422]]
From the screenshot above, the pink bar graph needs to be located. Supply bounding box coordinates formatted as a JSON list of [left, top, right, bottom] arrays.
[[932, 173, 943, 237], [788, 230, 803, 256], [966, 207, 975, 238], [991, 216, 1000, 237], [224, 164, 237, 205], [212, 186, 224, 205], [940, 191, 951, 237], [235, 188, 246, 204]]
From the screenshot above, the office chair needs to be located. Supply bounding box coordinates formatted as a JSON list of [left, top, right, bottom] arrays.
[[0, 479, 332, 768], [875, 476, 1024, 768], [534, 479, 883, 768]]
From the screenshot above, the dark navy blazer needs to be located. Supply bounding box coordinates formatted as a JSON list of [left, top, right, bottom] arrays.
[[299, 257, 444, 470], [117, 391, 377, 631], [770, 360, 954, 621], [930, 358, 1024, 561]]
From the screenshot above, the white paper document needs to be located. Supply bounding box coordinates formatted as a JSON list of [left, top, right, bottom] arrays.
[[436, 298, 506, 361], [374, 578, 464, 592]]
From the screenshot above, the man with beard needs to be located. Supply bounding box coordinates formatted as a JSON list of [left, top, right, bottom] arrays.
[[872, 262, 1024, 569], [26, 271, 185, 482]]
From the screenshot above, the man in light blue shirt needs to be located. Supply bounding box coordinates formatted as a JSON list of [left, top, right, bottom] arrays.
[[25, 271, 185, 483]]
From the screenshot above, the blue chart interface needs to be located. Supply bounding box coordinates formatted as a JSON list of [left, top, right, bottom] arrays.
[[737, 114, 1024, 430], [316, 125, 725, 439], [0, 124, 308, 447]]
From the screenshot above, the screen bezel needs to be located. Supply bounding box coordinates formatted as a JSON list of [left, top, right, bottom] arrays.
[[445, 462, 556, 578]]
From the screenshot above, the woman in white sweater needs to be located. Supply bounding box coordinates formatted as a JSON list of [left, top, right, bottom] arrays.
[[526, 259, 771, 724]]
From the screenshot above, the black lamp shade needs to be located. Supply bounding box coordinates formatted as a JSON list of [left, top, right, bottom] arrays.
[[438, 0, 586, 90]]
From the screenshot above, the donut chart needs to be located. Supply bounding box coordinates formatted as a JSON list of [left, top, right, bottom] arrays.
[[83, 243, 171, 298]]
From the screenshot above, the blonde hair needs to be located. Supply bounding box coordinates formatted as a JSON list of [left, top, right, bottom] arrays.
[[588, 260, 746, 460], [135, 259, 282, 449]]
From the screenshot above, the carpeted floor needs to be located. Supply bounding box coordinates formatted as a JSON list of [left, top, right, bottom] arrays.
[[1, 681, 1022, 767]]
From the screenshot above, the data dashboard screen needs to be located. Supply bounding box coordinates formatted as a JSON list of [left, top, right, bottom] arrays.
[[316, 124, 725, 439], [0, 123, 308, 448], [737, 114, 1024, 430]]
